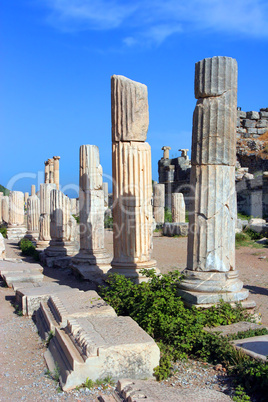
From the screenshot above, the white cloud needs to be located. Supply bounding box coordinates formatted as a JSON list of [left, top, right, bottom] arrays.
[[39, 0, 268, 44]]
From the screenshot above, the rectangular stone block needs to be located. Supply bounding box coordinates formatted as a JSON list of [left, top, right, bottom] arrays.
[[260, 111, 268, 119], [237, 111, 246, 118], [242, 119, 256, 128], [256, 120, 268, 128], [247, 128, 258, 134], [45, 315, 160, 390], [246, 111, 259, 119], [258, 128, 268, 135]]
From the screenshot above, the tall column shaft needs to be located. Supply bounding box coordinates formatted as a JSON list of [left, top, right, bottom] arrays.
[[2, 196, 9, 223], [8, 191, 25, 226], [48, 159, 54, 184], [179, 56, 249, 306], [31, 185, 36, 196], [50, 189, 70, 241], [26, 195, 40, 240], [37, 183, 56, 248], [110, 75, 158, 281], [171, 193, 185, 223], [44, 161, 49, 184], [53, 156, 60, 190], [153, 184, 165, 224]]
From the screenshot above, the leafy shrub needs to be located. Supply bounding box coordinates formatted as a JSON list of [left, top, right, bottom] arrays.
[[72, 214, 80, 224], [19, 238, 39, 260], [164, 207, 172, 223], [104, 215, 113, 229], [0, 224, 7, 238]]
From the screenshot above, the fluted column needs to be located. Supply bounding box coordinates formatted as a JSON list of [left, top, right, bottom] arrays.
[[7, 191, 27, 239], [171, 193, 185, 223], [153, 184, 165, 224], [2, 196, 9, 224], [178, 56, 249, 306], [26, 195, 40, 241], [44, 161, 49, 183], [72, 145, 110, 278], [48, 159, 54, 184], [110, 75, 158, 282], [53, 156, 60, 190], [37, 183, 56, 249]]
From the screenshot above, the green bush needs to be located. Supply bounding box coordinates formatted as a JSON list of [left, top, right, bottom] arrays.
[[0, 224, 7, 238], [72, 214, 80, 224], [164, 207, 172, 222], [19, 238, 39, 260], [99, 269, 268, 399], [104, 215, 113, 229]]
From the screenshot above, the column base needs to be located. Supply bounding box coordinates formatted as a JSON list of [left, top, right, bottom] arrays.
[[7, 226, 27, 241], [41, 241, 78, 269], [36, 240, 50, 250], [177, 269, 251, 307], [71, 249, 112, 283], [110, 259, 160, 284]]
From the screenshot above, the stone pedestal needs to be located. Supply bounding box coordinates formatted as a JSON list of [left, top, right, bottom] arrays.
[[178, 56, 250, 307], [7, 191, 27, 240], [153, 184, 165, 224], [25, 195, 40, 241], [110, 75, 158, 282], [36, 183, 56, 249], [171, 193, 185, 223], [53, 156, 60, 190], [72, 145, 111, 280]]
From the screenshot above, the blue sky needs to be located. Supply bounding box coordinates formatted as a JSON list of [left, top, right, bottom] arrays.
[[1, 0, 268, 197]]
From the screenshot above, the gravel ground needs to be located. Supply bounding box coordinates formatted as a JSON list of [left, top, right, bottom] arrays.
[[0, 232, 267, 401]]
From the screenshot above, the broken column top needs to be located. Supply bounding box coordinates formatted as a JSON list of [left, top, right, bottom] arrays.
[[195, 56, 237, 99], [53, 156, 60, 160], [111, 74, 149, 143], [178, 149, 189, 158]]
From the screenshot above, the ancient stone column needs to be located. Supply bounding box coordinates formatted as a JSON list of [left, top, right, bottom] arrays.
[[7, 191, 27, 240], [153, 184, 165, 224], [178, 149, 189, 160], [24, 192, 29, 205], [162, 146, 171, 159], [110, 75, 158, 282], [44, 190, 77, 264], [70, 198, 77, 215], [25, 195, 40, 241], [171, 193, 185, 223], [103, 182, 109, 209], [72, 145, 111, 278], [37, 183, 56, 249], [31, 185, 36, 196], [44, 161, 50, 184], [2, 196, 9, 224], [53, 156, 60, 190], [178, 56, 249, 307], [48, 159, 54, 184]]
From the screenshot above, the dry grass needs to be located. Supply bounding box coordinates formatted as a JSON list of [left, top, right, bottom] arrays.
[[258, 130, 268, 141]]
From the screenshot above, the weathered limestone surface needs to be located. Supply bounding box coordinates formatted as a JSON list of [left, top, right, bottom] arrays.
[[178, 56, 249, 306], [103, 182, 109, 209], [111, 75, 149, 142], [43, 190, 78, 267], [171, 193, 185, 223], [37, 183, 56, 249], [2, 196, 9, 223], [7, 191, 27, 240], [45, 315, 160, 391], [53, 156, 60, 190], [44, 161, 49, 184], [48, 158, 54, 184], [31, 185, 36, 196], [153, 183, 165, 224], [161, 146, 171, 159], [24, 192, 29, 204], [26, 195, 40, 241], [163, 222, 189, 237], [72, 145, 110, 279], [0, 260, 44, 288], [0, 233, 5, 259], [111, 75, 158, 282]]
